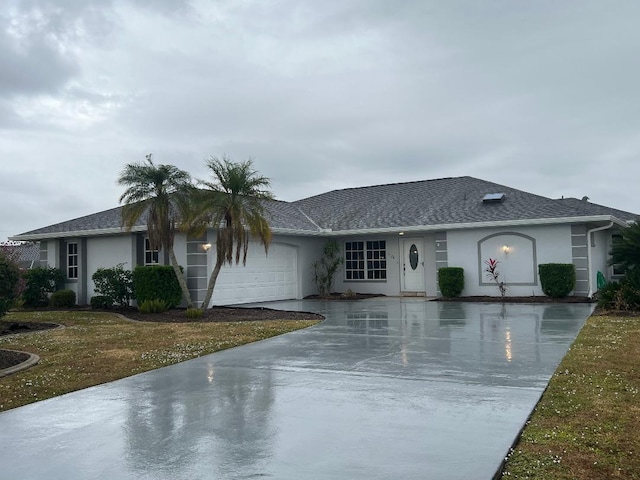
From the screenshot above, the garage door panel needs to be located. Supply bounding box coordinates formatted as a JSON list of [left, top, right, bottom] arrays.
[[210, 243, 297, 306]]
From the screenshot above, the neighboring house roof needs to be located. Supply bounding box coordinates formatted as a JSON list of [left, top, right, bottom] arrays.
[[10, 176, 639, 241], [0, 241, 40, 268]]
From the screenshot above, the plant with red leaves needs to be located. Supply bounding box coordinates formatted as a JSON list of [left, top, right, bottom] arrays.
[[484, 258, 507, 299]]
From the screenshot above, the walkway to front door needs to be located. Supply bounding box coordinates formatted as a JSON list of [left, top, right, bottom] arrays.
[[0, 299, 593, 480]]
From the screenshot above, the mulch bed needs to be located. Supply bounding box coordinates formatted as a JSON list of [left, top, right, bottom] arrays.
[[0, 350, 29, 370], [104, 306, 325, 323], [0, 321, 59, 337]]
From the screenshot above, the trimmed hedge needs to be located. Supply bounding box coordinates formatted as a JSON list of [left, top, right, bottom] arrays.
[[50, 289, 76, 308], [438, 267, 464, 297], [538, 263, 576, 298], [132, 265, 183, 308]]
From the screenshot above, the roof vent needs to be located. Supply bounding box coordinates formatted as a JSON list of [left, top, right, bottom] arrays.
[[482, 193, 506, 204]]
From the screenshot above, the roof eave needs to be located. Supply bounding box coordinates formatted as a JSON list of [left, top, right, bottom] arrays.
[[315, 215, 628, 236], [10, 215, 628, 241], [9, 225, 147, 241]]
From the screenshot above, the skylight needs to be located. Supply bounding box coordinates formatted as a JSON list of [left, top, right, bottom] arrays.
[[482, 193, 506, 203]]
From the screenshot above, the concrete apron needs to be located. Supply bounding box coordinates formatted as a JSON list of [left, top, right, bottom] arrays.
[[0, 299, 593, 480]]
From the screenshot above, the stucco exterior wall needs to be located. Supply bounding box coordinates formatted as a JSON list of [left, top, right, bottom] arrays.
[[330, 234, 402, 296], [447, 225, 573, 296], [86, 235, 136, 300], [591, 229, 612, 288]]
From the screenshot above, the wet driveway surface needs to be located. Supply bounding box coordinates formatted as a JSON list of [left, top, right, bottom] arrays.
[[0, 299, 593, 479]]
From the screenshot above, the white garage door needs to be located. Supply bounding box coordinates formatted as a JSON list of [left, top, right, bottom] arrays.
[[210, 242, 298, 305]]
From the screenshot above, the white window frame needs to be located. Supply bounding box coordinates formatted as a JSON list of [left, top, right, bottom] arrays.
[[345, 240, 387, 281], [67, 242, 78, 279], [144, 238, 159, 265]]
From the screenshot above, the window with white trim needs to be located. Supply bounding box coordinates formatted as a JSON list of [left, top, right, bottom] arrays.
[[345, 240, 387, 280], [67, 242, 78, 279], [611, 234, 625, 276], [145, 238, 159, 265]]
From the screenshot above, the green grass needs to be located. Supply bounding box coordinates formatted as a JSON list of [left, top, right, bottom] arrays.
[[0, 311, 319, 412], [501, 313, 640, 479]]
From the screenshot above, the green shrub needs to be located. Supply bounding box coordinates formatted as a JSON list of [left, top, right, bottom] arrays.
[[0, 249, 21, 318], [538, 263, 576, 298], [90, 295, 113, 309], [313, 240, 344, 296], [23, 267, 64, 307], [185, 307, 204, 319], [598, 270, 640, 310], [132, 265, 183, 308], [138, 299, 169, 314], [50, 289, 76, 308], [92, 264, 133, 307], [438, 267, 464, 297]]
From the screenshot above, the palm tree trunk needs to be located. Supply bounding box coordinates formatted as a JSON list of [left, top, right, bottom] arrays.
[[168, 248, 194, 309], [200, 259, 223, 310]]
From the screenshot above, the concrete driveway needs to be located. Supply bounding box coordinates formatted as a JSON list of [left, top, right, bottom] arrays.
[[0, 299, 593, 479]]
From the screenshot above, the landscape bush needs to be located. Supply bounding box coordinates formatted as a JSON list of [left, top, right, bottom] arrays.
[[50, 289, 76, 308], [132, 265, 183, 308], [313, 240, 344, 296], [538, 263, 576, 298], [138, 299, 169, 314], [185, 307, 204, 319], [0, 249, 21, 318], [438, 267, 464, 297], [90, 295, 113, 309], [92, 264, 133, 307], [597, 270, 640, 311], [23, 267, 64, 307]]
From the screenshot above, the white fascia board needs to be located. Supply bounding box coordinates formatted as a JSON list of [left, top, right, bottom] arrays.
[[310, 215, 627, 237], [11, 215, 627, 241], [9, 226, 147, 241]]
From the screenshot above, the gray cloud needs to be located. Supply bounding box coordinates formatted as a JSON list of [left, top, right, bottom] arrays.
[[2, 0, 640, 240]]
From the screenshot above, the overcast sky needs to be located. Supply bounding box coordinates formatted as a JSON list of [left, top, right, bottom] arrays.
[[2, 0, 640, 240]]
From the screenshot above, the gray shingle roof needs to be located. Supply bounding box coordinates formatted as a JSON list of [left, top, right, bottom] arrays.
[[554, 197, 639, 223], [1, 242, 40, 268], [14, 199, 322, 238], [292, 176, 639, 230], [12, 176, 638, 240]]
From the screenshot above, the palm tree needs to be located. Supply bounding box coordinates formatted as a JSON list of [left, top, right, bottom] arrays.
[[610, 222, 640, 275], [189, 156, 274, 310], [118, 154, 195, 308]]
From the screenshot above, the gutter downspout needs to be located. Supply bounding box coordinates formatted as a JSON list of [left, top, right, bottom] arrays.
[[586, 221, 614, 298]]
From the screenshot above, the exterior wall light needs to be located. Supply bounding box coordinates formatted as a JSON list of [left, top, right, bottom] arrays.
[[203, 243, 212, 252], [502, 245, 510, 254]]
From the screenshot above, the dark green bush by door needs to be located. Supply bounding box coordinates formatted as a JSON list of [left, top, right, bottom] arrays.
[[438, 267, 464, 297], [538, 263, 576, 298]]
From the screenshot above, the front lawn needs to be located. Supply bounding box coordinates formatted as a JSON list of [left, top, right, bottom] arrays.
[[0, 310, 319, 412], [501, 313, 640, 479]]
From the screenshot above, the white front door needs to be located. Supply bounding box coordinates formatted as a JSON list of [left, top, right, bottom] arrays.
[[401, 238, 426, 292]]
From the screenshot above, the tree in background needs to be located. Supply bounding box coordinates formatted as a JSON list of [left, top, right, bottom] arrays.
[[118, 154, 195, 308], [0, 247, 21, 318]]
